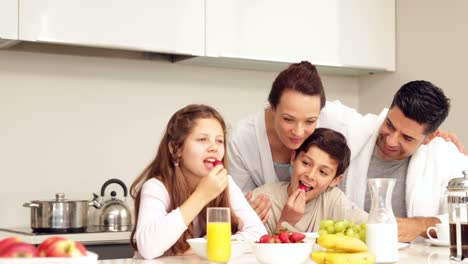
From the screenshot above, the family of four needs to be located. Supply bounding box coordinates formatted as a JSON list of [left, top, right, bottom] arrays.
[[128, 61, 468, 259]]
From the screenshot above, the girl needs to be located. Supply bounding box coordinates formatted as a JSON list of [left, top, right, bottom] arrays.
[[130, 104, 266, 259]]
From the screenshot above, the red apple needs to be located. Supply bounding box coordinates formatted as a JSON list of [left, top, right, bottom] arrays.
[[46, 239, 87, 257], [37, 236, 66, 257], [0, 242, 38, 258], [0, 237, 21, 255]]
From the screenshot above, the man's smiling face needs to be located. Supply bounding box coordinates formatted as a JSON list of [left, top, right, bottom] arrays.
[[376, 106, 435, 161]]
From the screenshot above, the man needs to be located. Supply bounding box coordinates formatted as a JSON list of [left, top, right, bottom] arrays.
[[320, 80, 468, 242]]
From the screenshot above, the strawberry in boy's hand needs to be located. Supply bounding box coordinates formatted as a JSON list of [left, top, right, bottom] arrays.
[[213, 160, 224, 166]]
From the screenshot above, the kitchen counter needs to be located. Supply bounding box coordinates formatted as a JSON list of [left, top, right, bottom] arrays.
[[0, 230, 131, 245], [96, 238, 455, 264]]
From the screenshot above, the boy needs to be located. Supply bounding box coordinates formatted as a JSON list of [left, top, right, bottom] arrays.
[[251, 128, 367, 233]]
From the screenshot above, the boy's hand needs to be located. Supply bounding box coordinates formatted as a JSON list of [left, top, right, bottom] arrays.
[[246, 192, 271, 224], [196, 164, 228, 203], [278, 189, 306, 227]]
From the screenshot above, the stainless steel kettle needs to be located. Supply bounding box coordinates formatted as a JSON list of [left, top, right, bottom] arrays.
[[93, 179, 133, 232]]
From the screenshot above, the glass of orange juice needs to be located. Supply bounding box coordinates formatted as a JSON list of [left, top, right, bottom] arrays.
[[207, 207, 231, 263]]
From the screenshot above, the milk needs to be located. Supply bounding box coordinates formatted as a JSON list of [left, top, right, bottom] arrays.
[[366, 223, 398, 263]]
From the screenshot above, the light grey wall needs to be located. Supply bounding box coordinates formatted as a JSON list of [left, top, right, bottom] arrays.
[[0, 44, 359, 228], [359, 0, 468, 145]]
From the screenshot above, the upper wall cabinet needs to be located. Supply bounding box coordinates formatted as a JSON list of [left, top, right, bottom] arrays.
[[200, 0, 395, 73], [19, 0, 205, 55], [0, 0, 19, 47]]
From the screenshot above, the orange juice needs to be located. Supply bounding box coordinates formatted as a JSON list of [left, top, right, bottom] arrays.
[[207, 222, 231, 262]]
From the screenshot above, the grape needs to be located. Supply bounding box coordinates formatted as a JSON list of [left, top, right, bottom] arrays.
[[335, 231, 345, 236], [345, 228, 356, 237], [326, 225, 335, 234], [319, 219, 335, 229], [318, 229, 328, 236], [334, 220, 346, 232], [318, 219, 367, 242], [353, 224, 361, 232], [359, 229, 366, 241]]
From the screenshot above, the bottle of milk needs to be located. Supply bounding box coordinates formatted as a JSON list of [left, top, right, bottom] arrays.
[[366, 178, 398, 263]]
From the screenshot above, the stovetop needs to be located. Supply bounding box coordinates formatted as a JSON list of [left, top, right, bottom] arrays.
[[0, 226, 130, 236]]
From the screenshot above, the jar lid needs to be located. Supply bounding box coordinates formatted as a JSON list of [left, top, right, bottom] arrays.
[[447, 170, 468, 191]]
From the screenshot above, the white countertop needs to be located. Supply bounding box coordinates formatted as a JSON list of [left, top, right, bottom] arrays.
[[96, 239, 455, 264], [0, 230, 131, 245]]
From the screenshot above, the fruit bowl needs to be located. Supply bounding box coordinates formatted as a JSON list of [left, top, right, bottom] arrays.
[[253, 242, 314, 264], [0, 251, 98, 264], [186, 238, 252, 260]]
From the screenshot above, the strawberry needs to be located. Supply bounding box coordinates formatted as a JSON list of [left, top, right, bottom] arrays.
[[258, 234, 271, 243], [273, 235, 281, 243], [278, 230, 291, 243], [213, 160, 224, 166], [289, 232, 306, 243]]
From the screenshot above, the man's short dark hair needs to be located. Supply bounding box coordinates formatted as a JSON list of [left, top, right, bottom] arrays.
[[294, 128, 350, 177], [391, 80, 450, 135]]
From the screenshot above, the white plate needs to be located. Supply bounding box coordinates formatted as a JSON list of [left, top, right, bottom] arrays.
[[424, 239, 450, 247], [398, 242, 409, 249]]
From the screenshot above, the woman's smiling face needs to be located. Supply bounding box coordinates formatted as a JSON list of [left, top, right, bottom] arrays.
[[272, 89, 321, 150], [289, 145, 343, 202]]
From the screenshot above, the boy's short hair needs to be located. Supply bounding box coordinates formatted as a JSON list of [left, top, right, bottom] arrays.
[[294, 128, 351, 177]]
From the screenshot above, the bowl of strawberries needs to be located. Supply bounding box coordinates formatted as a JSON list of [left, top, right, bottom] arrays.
[[253, 230, 314, 264]]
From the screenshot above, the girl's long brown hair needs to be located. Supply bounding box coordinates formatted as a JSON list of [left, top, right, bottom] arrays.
[[130, 104, 239, 256]]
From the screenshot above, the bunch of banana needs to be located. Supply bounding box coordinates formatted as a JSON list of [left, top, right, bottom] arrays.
[[311, 234, 375, 264]]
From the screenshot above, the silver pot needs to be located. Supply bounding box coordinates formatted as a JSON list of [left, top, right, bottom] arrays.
[[23, 193, 97, 233]]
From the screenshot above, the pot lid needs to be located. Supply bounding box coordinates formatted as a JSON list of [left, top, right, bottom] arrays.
[[447, 170, 468, 191], [31, 193, 89, 203]]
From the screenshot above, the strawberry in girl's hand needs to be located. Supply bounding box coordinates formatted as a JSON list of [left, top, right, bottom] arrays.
[[213, 160, 224, 166]]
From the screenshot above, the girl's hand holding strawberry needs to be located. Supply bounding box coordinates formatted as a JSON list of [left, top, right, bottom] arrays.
[[195, 161, 228, 203]]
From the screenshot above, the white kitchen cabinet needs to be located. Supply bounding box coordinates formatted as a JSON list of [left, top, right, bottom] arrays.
[[339, 0, 395, 71], [19, 0, 205, 55], [0, 0, 19, 47], [201, 0, 395, 73]]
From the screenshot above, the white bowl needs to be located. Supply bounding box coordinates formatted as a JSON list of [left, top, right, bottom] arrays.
[[186, 238, 252, 260], [252, 242, 314, 264]]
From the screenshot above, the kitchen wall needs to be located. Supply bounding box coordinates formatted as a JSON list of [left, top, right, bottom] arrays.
[[359, 0, 468, 146], [0, 44, 359, 228]]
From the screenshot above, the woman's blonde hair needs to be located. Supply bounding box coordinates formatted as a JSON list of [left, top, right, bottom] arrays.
[[130, 104, 239, 256]]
